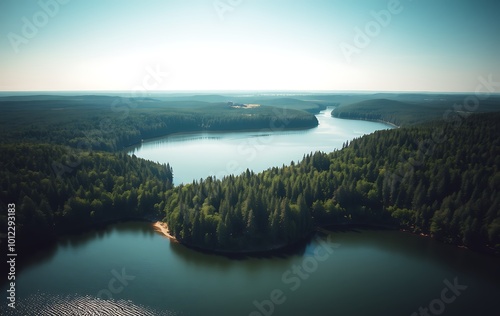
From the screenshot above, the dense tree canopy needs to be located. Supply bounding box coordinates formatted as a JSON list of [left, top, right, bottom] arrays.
[[163, 112, 500, 253], [0, 96, 319, 152], [332, 97, 500, 127], [1, 99, 498, 255], [0, 143, 172, 248]]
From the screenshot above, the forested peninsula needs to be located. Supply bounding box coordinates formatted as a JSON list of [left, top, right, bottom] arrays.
[[1, 95, 499, 256], [164, 112, 499, 253], [332, 95, 500, 126]]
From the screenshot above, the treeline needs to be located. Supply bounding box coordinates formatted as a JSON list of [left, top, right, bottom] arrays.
[[163, 112, 500, 253], [60, 107, 318, 152], [331, 97, 500, 127], [331, 99, 438, 126], [333, 110, 402, 127], [1, 97, 318, 152], [0, 143, 173, 248]]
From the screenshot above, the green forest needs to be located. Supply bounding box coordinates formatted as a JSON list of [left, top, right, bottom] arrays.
[[332, 96, 500, 126], [0, 143, 173, 247], [1, 107, 499, 254], [1, 94, 499, 255], [0, 96, 319, 152], [163, 112, 500, 253], [0, 95, 319, 249]]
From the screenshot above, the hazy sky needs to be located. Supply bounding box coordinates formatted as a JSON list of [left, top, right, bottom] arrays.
[[1, 0, 499, 92]]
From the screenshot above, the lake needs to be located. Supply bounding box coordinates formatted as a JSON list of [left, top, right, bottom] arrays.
[[2, 111, 499, 315], [3, 222, 499, 315], [127, 109, 391, 184]]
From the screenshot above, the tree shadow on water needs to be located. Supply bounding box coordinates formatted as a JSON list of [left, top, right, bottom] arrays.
[[168, 234, 313, 266]]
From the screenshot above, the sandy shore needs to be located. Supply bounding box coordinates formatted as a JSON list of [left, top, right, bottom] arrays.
[[152, 221, 177, 242]]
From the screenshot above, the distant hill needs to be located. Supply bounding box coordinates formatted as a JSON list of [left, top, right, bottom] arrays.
[[332, 95, 500, 126], [332, 99, 433, 126]]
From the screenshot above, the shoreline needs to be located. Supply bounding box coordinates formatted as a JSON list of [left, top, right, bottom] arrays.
[[122, 124, 318, 152], [183, 221, 499, 257], [176, 234, 314, 257], [152, 221, 178, 242], [331, 114, 400, 128]]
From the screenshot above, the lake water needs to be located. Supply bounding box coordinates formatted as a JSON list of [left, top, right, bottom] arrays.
[[3, 222, 499, 315], [2, 111, 499, 315], [127, 109, 391, 184]]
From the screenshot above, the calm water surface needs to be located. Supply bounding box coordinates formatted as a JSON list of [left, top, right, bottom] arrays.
[[127, 109, 391, 184], [3, 222, 499, 315]]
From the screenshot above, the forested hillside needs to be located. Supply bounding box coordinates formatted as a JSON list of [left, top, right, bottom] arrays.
[[0, 96, 318, 152], [332, 96, 500, 126], [163, 112, 500, 253], [0, 143, 173, 248]]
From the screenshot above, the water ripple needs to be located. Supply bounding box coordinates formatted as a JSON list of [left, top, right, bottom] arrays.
[[1, 292, 179, 316]]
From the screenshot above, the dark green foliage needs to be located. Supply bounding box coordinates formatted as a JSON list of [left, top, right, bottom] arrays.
[[162, 174, 315, 252], [0, 143, 173, 248], [0, 96, 318, 152], [1, 93, 498, 254], [327, 112, 499, 251], [164, 112, 500, 253], [332, 96, 500, 126]]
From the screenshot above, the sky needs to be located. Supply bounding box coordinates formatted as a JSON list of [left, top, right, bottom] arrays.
[[0, 0, 499, 92]]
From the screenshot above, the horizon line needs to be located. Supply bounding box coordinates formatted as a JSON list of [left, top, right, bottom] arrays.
[[0, 89, 497, 95]]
